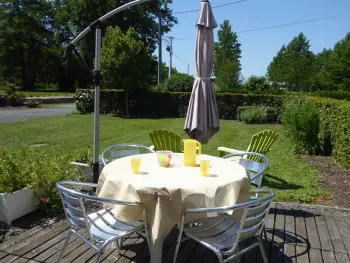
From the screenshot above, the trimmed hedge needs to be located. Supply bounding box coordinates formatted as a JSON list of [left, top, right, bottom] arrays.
[[312, 90, 350, 101], [75, 89, 285, 120], [312, 97, 350, 167], [284, 96, 350, 167]]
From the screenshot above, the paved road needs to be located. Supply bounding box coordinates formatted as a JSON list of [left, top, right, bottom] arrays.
[[0, 104, 76, 123]]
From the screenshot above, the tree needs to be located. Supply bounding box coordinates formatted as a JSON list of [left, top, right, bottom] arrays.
[[214, 20, 242, 89], [0, 0, 56, 90], [101, 26, 153, 116], [244, 75, 269, 92], [267, 33, 315, 92], [58, 0, 177, 87]]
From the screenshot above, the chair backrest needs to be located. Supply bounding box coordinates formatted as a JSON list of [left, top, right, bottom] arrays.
[[222, 152, 269, 188], [101, 143, 155, 166], [246, 130, 278, 162], [56, 182, 90, 230], [183, 189, 274, 255], [149, 130, 182, 152]]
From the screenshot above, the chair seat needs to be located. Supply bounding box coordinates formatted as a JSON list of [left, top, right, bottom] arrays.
[[184, 214, 241, 251], [88, 208, 144, 241]]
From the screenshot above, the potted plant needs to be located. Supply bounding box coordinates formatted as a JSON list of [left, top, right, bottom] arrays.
[[0, 149, 38, 225], [70, 147, 103, 182]]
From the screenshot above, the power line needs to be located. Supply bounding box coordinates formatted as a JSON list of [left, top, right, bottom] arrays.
[[172, 14, 341, 41], [238, 14, 341, 34], [173, 50, 192, 65], [173, 0, 247, 14]]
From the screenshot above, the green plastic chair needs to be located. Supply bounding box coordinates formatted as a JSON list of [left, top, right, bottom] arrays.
[[149, 130, 182, 153], [218, 130, 278, 162]]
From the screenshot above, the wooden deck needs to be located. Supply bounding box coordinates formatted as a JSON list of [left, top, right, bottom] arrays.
[[0, 203, 350, 263]]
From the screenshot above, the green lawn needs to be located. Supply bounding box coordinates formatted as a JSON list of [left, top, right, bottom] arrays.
[[0, 115, 326, 203]]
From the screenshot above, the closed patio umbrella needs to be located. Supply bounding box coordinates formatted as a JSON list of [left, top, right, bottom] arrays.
[[184, 0, 220, 144]]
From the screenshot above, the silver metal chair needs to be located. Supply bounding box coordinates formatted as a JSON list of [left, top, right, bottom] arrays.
[[56, 181, 151, 263], [222, 152, 269, 193], [101, 143, 155, 167], [173, 189, 275, 263]]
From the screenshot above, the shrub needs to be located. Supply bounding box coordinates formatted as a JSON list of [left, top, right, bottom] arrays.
[[165, 73, 194, 92], [312, 98, 350, 166], [24, 99, 41, 108], [0, 147, 88, 214], [243, 75, 270, 92], [283, 100, 320, 154], [312, 90, 350, 101], [76, 89, 286, 120], [238, 106, 279, 124]]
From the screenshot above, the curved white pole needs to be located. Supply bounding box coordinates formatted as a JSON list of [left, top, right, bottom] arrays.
[[71, 0, 152, 45], [68, 0, 154, 183]]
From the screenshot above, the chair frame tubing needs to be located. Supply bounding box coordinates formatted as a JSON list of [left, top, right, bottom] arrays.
[[173, 189, 274, 263], [101, 143, 155, 166], [56, 181, 151, 263]]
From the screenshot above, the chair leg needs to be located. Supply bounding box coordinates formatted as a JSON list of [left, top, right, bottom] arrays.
[[258, 237, 268, 263], [56, 230, 72, 263], [262, 226, 268, 240], [173, 232, 183, 263], [95, 249, 104, 263]]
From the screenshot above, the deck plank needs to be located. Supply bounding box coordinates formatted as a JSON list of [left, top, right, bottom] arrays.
[[274, 205, 285, 245], [285, 208, 296, 245], [314, 215, 333, 251], [295, 209, 308, 247], [0, 218, 64, 251], [335, 253, 350, 263], [0, 252, 7, 260], [321, 250, 336, 263], [45, 231, 90, 263], [324, 215, 347, 254], [334, 215, 350, 255], [296, 245, 309, 263], [0, 253, 20, 263], [11, 223, 70, 256], [308, 248, 323, 263], [33, 230, 84, 262], [304, 211, 321, 250], [284, 244, 296, 263], [2, 220, 67, 253]]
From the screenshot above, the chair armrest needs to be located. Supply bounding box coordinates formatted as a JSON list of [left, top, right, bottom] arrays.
[[218, 147, 245, 154]]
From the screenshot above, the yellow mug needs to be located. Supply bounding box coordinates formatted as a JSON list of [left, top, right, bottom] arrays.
[[131, 158, 141, 174], [200, 160, 210, 176]]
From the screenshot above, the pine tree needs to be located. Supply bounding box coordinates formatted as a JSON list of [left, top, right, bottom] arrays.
[[267, 33, 314, 92], [213, 20, 242, 89]]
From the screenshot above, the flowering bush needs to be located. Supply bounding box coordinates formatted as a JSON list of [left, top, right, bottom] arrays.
[[75, 90, 94, 114]]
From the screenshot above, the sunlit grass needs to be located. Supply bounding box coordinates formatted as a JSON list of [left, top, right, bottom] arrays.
[[0, 115, 326, 203]]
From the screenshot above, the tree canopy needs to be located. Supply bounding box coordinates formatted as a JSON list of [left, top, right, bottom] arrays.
[[214, 20, 242, 90]]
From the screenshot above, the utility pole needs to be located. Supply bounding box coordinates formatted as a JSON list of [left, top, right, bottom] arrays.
[[168, 37, 173, 78], [187, 64, 190, 75], [158, 15, 162, 85]]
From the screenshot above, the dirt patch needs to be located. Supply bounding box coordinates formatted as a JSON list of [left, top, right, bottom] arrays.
[[307, 156, 350, 209]]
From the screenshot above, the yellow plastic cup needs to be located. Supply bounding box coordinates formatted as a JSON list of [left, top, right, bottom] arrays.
[[131, 158, 141, 174], [200, 160, 210, 176]]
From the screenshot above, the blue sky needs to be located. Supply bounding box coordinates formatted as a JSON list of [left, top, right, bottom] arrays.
[[158, 0, 350, 78]]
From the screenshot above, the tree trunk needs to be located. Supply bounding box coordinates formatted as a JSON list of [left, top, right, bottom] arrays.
[[125, 90, 129, 116]]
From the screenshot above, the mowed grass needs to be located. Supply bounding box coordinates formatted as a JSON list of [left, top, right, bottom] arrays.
[[0, 115, 326, 203]]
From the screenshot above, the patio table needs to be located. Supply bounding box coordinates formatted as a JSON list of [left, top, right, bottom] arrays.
[[97, 153, 251, 263]]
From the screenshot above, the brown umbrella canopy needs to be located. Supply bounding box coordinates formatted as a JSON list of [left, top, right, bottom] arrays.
[[184, 0, 220, 144]]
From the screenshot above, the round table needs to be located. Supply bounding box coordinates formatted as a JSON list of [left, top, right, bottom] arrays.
[[97, 153, 250, 263]]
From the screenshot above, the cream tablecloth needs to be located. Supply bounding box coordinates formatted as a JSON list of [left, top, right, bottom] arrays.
[[97, 153, 251, 245]]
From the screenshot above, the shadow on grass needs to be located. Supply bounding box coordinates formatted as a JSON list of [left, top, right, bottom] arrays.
[[264, 173, 303, 190]]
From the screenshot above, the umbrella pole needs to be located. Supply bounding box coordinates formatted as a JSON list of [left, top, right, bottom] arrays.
[[93, 24, 102, 184]]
